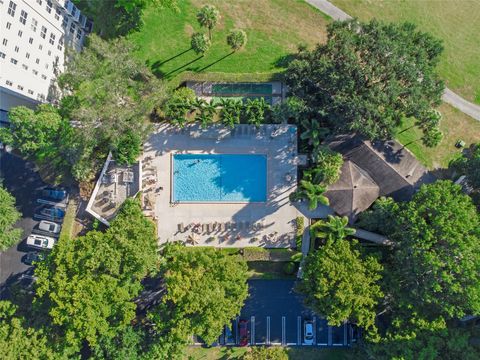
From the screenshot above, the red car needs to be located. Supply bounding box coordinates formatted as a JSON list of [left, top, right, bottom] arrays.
[[238, 319, 249, 346]]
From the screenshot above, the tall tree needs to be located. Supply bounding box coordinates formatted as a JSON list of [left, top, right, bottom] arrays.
[[227, 29, 247, 51], [286, 19, 444, 140], [383, 181, 480, 320], [300, 237, 383, 339], [58, 34, 166, 181], [0, 186, 22, 251], [34, 198, 157, 353], [196, 5, 220, 40], [147, 244, 248, 357], [451, 143, 480, 193], [191, 32, 211, 54]]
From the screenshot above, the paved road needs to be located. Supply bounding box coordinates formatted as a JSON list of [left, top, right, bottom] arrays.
[[0, 151, 45, 286], [305, 0, 480, 122], [219, 279, 352, 347]]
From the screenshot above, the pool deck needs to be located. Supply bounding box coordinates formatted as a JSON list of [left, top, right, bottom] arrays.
[[142, 123, 302, 248]]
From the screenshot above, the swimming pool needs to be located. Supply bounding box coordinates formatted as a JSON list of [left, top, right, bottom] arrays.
[[172, 154, 267, 202]]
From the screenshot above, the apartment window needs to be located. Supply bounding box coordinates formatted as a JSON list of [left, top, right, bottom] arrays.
[[6, 80, 13, 86], [72, 6, 77, 17], [2, 39, 7, 46], [25, 52, 30, 59], [39, 44, 43, 50], [57, 44, 62, 51], [7, 1, 16, 17], [45, 63, 48, 69], [41, 74, 47, 80], [70, 23, 76, 35], [10, 58, 17, 64], [55, 8, 60, 20], [29, 37, 33, 44], [36, 0, 42, 4], [28, 89, 34, 95], [40, 26, 47, 39], [47, 50, 51, 56], [0, 52, 6, 59], [14, 46, 19, 52], [76, 30, 82, 40], [17, 30, 22, 37], [32, 69, 38, 75], [19, 10, 27, 25], [62, 16, 68, 28], [35, 58, 40, 64], [6, 22, 11, 29], [31, 18, 37, 32], [46, 0, 52, 13], [22, 64, 28, 70], [49, 33, 55, 45], [17, 85, 23, 91]]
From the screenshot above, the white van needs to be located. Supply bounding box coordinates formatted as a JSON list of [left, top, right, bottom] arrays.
[[26, 234, 56, 250], [38, 220, 61, 234]]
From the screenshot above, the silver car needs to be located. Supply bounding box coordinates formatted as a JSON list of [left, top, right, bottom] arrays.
[[304, 320, 314, 345], [38, 220, 61, 234]]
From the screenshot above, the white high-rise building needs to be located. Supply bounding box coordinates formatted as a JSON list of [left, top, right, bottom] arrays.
[[0, 0, 92, 123]]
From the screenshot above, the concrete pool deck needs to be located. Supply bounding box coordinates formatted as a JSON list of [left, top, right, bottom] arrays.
[[142, 123, 305, 248]]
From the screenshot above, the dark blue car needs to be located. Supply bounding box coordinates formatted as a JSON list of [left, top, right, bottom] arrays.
[[41, 187, 67, 201]]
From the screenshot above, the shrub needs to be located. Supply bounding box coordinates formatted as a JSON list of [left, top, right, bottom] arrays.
[[283, 262, 296, 275], [295, 216, 304, 250]]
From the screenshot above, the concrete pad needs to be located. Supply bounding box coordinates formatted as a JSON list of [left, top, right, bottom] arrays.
[[142, 123, 302, 248]]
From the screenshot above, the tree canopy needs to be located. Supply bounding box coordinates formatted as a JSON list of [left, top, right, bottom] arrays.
[[227, 29, 247, 51], [386, 181, 480, 320], [451, 143, 480, 196], [58, 34, 166, 181], [147, 244, 248, 357], [196, 5, 220, 40], [0, 186, 22, 251], [285, 19, 444, 140], [0, 301, 54, 359], [34, 198, 157, 353], [300, 218, 383, 338]]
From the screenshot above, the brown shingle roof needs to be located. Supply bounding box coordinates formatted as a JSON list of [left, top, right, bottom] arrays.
[[325, 134, 435, 221]]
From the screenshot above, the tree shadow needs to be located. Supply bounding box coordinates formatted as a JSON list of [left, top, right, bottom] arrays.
[[272, 53, 296, 68], [163, 55, 205, 78], [193, 51, 235, 73], [152, 48, 193, 68]]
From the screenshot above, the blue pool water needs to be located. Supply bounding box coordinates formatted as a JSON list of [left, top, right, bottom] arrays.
[[172, 154, 267, 202]]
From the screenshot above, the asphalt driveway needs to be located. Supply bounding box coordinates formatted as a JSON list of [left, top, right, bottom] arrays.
[[0, 151, 46, 286]]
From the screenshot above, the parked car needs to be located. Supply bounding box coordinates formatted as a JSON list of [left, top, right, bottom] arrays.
[[26, 234, 56, 250], [41, 187, 67, 201], [34, 205, 65, 222], [304, 320, 314, 345], [38, 220, 61, 234], [238, 319, 249, 346], [23, 251, 46, 265]]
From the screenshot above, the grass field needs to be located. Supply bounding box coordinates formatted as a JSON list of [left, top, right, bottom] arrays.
[[331, 0, 480, 104], [185, 346, 348, 360], [397, 103, 480, 170], [129, 0, 329, 82]]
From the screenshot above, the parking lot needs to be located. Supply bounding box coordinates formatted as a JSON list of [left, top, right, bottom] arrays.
[[194, 280, 354, 347], [0, 152, 67, 292]]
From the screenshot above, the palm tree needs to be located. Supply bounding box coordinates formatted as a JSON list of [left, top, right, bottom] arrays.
[[300, 119, 330, 148], [195, 99, 216, 129], [290, 180, 329, 211], [196, 5, 219, 40], [310, 215, 355, 242], [165, 101, 190, 128], [244, 98, 270, 127], [219, 98, 241, 128]]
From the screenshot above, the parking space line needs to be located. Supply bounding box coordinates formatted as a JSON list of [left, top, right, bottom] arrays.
[[343, 322, 347, 346], [251, 316, 255, 345], [282, 316, 286, 345], [328, 325, 332, 346], [267, 316, 271, 345], [297, 316, 301, 345], [313, 316, 317, 345]]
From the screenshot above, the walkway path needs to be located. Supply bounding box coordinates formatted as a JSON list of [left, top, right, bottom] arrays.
[[305, 0, 480, 122]]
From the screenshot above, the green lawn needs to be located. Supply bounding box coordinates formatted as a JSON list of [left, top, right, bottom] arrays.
[[331, 0, 480, 104], [185, 346, 348, 360], [397, 103, 480, 170], [129, 0, 330, 83]]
